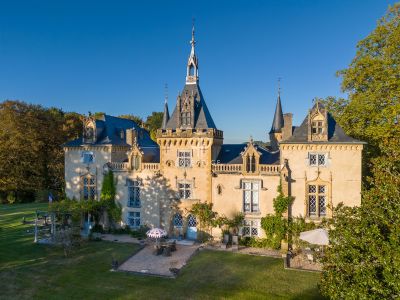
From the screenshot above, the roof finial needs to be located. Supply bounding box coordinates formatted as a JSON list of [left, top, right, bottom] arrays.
[[190, 18, 196, 53], [277, 77, 281, 97], [164, 83, 168, 104]]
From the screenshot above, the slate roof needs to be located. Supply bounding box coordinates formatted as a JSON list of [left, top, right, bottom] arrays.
[[166, 83, 217, 129], [269, 94, 284, 134], [161, 101, 170, 130], [282, 112, 365, 144], [216, 144, 280, 165], [64, 114, 159, 149]]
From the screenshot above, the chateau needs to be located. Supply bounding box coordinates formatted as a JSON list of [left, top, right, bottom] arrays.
[[64, 28, 364, 240]]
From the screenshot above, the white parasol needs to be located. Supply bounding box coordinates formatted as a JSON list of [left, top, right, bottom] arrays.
[[146, 228, 167, 239], [299, 228, 329, 245]]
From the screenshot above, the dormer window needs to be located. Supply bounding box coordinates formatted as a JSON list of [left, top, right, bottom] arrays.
[[312, 121, 324, 134], [181, 112, 191, 126], [245, 154, 257, 173], [82, 117, 98, 144], [132, 154, 141, 171]]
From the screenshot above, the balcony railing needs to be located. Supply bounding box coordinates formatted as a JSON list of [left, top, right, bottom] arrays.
[[212, 164, 242, 173], [109, 162, 129, 170], [259, 164, 280, 174], [142, 163, 160, 171], [212, 163, 280, 175]]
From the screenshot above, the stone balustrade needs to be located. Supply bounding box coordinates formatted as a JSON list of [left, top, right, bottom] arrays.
[[109, 162, 129, 170], [212, 163, 280, 175], [142, 163, 160, 171]]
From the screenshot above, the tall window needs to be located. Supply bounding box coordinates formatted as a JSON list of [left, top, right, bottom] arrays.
[[308, 184, 327, 217], [242, 219, 259, 237], [173, 213, 183, 228], [243, 181, 259, 213], [132, 154, 141, 171], [245, 154, 257, 173], [178, 150, 191, 168], [312, 120, 324, 134], [178, 181, 192, 199], [127, 180, 141, 208], [83, 175, 96, 200], [309, 153, 327, 167], [82, 151, 94, 164], [181, 112, 191, 126], [127, 212, 140, 228]]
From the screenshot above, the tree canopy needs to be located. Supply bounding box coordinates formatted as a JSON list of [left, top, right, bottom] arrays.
[[320, 5, 400, 299]]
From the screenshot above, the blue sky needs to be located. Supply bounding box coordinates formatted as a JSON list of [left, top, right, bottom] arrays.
[[0, 0, 395, 143]]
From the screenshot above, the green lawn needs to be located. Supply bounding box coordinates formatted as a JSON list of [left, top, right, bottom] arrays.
[[0, 203, 324, 299]]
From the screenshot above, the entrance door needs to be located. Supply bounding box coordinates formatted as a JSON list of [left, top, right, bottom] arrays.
[[173, 213, 184, 239], [186, 214, 197, 240]]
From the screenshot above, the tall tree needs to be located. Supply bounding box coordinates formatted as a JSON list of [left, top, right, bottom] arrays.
[[320, 5, 400, 299], [119, 114, 144, 127], [145, 112, 163, 141], [0, 101, 82, 202]]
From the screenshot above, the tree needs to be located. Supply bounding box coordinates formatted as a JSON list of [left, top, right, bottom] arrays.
[[0, 101, 83, 202], [145, 112, 163, 141], [320, 5, 400, 298], [189, 202, 218, 241], [119, 114, 144, 127]]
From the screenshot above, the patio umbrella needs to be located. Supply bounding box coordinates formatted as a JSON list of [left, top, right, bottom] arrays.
[[146, 228, 167, 247], [299, 228, 329, 246], [146, 228, 167, 238]]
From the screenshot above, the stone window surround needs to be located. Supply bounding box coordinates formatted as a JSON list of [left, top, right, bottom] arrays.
[[127, 179, 141, 208], [308, 152, 329, 167], [242, 180, 260, 213]]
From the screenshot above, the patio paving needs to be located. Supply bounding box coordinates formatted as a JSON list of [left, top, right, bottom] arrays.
[[101, 234, 141, 244], [118, 244, 200, 277]]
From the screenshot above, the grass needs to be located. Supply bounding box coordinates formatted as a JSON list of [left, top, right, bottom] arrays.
[[0, 203, 324, 299]]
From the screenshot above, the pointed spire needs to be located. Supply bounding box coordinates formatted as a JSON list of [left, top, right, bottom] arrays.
[[186, 19, 199, 84], [269, 79, 284, 134], [190, 20, 196, 56], [162, 84, 170, 129]]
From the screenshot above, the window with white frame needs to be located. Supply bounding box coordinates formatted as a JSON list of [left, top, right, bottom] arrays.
[[242, 219, 259, 237], [82, 175, 96, 200], [178, 181, 192, 199], [127, 180, 141, 208], [82, 151, 94, 164], [308, 184, 327, 217], [178, 150, 191, 168], [309, 153, 327, 167], [243, 181, 259, 213], [127, 211, 140, 228]]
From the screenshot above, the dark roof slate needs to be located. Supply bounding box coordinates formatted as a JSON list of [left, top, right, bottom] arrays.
[[64, 114, 159, 149], [282, 112, 364, 144], [269, 94, 284, 133], [166, 83, 217, 129], [216, 144, 280, 165]]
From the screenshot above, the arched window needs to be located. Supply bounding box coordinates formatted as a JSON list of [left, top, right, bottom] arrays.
[[245, 154, 257, 173], [132, 155, 141, 171], [187, 214, 197, 227], [189, 65, 195, 76], [216, 185, 222, 195], [173, 213, 183, 228]]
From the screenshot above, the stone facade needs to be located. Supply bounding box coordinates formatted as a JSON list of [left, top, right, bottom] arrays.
[[64, 29, 364, 241]]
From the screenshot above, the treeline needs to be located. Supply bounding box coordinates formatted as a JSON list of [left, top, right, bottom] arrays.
[[0, 100, 162, 203], [318, 5, 400, 299]]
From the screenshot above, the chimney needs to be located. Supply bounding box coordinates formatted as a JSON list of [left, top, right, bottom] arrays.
[[126, 128, 137, 146], [282, 113, 293, 141]]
